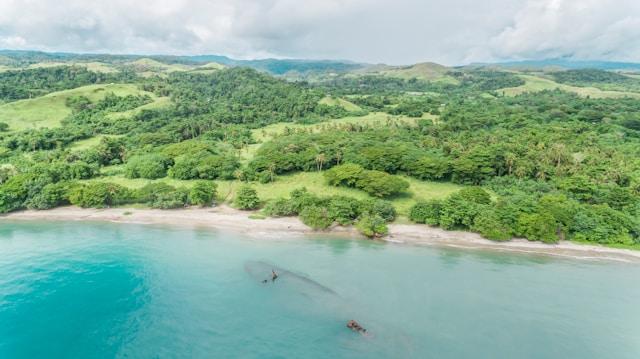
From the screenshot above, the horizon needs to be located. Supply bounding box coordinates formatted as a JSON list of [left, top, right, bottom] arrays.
[[3, 48, 640, 68]]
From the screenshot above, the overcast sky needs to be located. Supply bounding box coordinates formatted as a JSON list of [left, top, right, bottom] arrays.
[[1, 0, 639, 65]]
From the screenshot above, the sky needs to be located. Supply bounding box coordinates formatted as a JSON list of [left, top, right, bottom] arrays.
[[0, 0, 639, 65]]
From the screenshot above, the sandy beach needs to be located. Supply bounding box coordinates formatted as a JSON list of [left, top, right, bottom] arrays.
[[3, 205, 639, 263]]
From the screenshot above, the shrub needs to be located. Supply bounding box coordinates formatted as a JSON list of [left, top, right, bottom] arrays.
[[409, 200, 442, 225], [0, 122, 9, 132], [150, 188, 189, 209], [355, 170, 409, 197], [169, 153, 240, 180], [264, 198, 297, 217], [517, 212, 558, 243], [324, 163, 409, 198], [356, 214, 388, 238], [299, 205, 333, 230], [324, 163, 364, 187], [472, 210, 512, 241], [135, 182, 176, 203], [125, 154, 173, 179], [69, 182, 130, 208], [327, 196, 361, 225], [25, 182, 72, 210], [189, 181, 217, 206], [234, 186, 260, 210], [361, 199, 396, 222]]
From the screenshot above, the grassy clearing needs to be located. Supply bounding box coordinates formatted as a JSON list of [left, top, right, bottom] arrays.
[[127, 58, 191, 77], [240, 112, 430, 163], [89, 171, 464, 218], [319, 96, 363, 112], [501, 75, 640, 98], [105, 96, 172, 120], [0, 84, 157, 131]]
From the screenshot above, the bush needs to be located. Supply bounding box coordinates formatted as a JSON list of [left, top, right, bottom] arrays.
[[327, 196, 361, 225], [189, 181, 217, 206], [324, 163, 364, 187], [356, 214, 388, 238], [69, 182, 130, 208], [472, 210, 512, 241], [125, 154, 173, 179], [289, 187, 322, 213], [234, 185, 260, 210], [361, 199, 396, 222], [517, 212, 558, 243], [299, 205, 333, 230], [150, 188, 189, 209], [25, 182, 72, 210], [324, 163, 409, 198], [169, 153, 240, 180], [264, 198, 297, 217], [409, 200, 442, 225], [355, 170, 409, 197], [0, 122, 9, 132], [134, 182, 176, 203]]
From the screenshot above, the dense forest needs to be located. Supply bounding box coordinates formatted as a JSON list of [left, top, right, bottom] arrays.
[[0, 61, 639, 248]]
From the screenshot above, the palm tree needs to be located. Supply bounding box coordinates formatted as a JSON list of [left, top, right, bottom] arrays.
[[315, 153, 326, 172]]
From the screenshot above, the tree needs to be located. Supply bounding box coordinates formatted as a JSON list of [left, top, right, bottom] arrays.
[[189, 181, 217, 206], [124, 154, 173, 179], [234, 185, 260, 210], [409, 200, 442, 225], [300, 205, 333, 229], [356, 214, 388, 238]]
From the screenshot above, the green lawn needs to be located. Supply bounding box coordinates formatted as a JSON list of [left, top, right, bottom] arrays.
[[0, 84, 157, 131], [501, 75, 640, 99], [88, 171, 464, 219]]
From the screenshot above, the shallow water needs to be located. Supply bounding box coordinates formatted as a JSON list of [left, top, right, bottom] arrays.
[[0, 221, 638, 358]]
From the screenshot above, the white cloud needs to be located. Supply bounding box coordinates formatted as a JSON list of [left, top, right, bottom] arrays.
[[488, 0, 640, 62], [0, 0, 638, 64]]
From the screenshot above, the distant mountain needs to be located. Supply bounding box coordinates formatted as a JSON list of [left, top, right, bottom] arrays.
[[0, 50, 363, 75], [478, 58, 640, 71]]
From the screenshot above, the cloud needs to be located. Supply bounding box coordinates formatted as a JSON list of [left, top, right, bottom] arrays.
[[488, 0, 640, 62], [0, 0, 638, 65]]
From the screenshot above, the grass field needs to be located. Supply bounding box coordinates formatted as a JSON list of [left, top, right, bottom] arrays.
[[501, 74, 640, 98], [241, 112, 431, 163], [89, 171, 463, 219], [0, 84, 160, 131], [319, 96, 363, 112]]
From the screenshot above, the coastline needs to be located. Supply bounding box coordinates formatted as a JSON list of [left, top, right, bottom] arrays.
[[2, 206, 639, 263]]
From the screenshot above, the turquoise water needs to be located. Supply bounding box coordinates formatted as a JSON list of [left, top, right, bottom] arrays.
[[0, 221, 639, 358]]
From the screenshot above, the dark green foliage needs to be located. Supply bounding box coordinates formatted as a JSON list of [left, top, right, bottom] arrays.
[[360, 199, 397, 222], [324, 163, 409, 197], [169, 152, 240, 180], [234, 186, 260, 210], [409, 200, 442, 225], [0, 66, 130, 101], [133, 182, 189, 209], [0, 122, 9, 132], [189, 181, 217, 206], [356, 214, 388, 238], [124, 154, 173, 179], [25, 182, 72, 210], [299, 205, 333, 230], [264, 198, 298, 217], [68, 182, 130, 208]]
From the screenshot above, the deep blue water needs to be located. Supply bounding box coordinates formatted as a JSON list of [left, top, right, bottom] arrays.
[[0, 221, 638, 358]]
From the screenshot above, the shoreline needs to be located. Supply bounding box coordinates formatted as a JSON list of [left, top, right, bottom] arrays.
[[2, 206, 639, 263]]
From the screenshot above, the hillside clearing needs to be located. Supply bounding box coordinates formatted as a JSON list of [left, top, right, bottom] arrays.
[[0, 84, 158, 131], [501, 75, 640, 98]]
